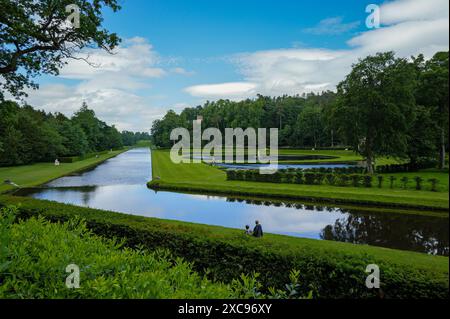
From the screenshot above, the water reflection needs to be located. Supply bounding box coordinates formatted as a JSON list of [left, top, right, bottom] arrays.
[[16, 148, 449, 256]]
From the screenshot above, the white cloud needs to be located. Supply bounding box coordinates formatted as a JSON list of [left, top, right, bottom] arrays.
[[25, 85, 168, 132], [184, 82, 258, 100], [60, 37, 165, 80], [185, 0, 449, 100], [303, 17, 360, 35]]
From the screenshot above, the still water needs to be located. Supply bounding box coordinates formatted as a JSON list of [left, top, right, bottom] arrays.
[[19, 148, 449, 256]]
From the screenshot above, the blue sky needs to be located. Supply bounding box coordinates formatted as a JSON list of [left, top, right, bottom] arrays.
[[26, 0, 449, 131]]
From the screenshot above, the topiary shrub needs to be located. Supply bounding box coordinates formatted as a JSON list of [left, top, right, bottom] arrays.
[[389, 176, 397, 189], [377, 176, 384, 188], [414, 176, 423, 190]]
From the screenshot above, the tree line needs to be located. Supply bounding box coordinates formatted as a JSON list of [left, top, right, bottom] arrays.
[[0, 101, 150, 166], [151, 51, 448, 171]]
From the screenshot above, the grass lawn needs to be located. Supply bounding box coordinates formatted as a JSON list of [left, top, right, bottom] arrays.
[[0, 149, 127, 194], [149, 150, 449, 210]]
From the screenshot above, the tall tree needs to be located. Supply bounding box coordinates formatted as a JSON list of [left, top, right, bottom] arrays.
[[0, 0, 121, 99], [332, 52, 416, 173], [416, 52, 449, 169]]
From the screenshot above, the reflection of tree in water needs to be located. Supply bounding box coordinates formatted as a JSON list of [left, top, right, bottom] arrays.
[[320, 213, 449, 256], [226, 196, 449, 256]]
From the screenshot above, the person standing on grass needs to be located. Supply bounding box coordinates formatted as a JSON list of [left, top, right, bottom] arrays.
[[244, 225, 252, 235], [253, 220, 263, 238]]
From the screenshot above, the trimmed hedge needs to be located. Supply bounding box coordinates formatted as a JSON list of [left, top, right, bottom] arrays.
[[376, 160, 437, 174], [1, 195, 448, 299], [226, 169, 442, 192]]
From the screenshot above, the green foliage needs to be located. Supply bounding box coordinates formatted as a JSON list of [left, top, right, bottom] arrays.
[[0, 101, 125, 166], [414, 177, 424, 190], [363, 175, 373, 188], [226, 169, 442, 193], [0, 0, 121, 99], [0, 211, 235, 298], [151, 93, 338, 149], [400, 177, 409, 189], [350, 174, 361, 187], [428, 178, 439, 192], [389, 176, 397, 189], [377, 176, 384, 188], [333, 52, 417, 173]]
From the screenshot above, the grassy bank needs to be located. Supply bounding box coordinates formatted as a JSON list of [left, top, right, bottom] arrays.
[[0, 149, 128, 194], [0, 195, 447, 298], [148, 150, 449, 210]]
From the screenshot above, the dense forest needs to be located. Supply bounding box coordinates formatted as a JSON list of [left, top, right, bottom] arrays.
[[151, 51, 448, 170], [0, 101, 150, 166]]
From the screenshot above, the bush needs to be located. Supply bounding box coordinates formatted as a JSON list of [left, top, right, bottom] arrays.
[[1, 198, 447, 299], [377, 176, 384, 188], [363, 175, 373, 188], [337, 175, 349, 187], [389, 176, 397, 189], [0, 206, 236, 299], [294, 172, 304, 184], [304, 173, 316, 185], [350, 174, 361, 187], [235, 170, 244, 181], [226, 170, 237, 181]]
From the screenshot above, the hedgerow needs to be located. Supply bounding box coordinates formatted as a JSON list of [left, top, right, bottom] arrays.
[[0, 196, 447, 299], [226, 169, 438, 191]]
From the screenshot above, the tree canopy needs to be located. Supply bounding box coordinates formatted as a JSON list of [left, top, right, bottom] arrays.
[[0, 0, 121, 99], [0, 101, 149, 166]]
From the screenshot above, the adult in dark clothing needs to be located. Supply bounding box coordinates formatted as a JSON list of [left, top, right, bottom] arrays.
[[253, 220, 263, 238]]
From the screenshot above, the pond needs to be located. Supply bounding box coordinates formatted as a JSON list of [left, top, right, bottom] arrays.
[[16, 148, 449, 256]]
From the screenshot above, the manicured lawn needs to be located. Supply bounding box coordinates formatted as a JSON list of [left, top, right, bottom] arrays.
[[150, 150, 449, 210], [0, 149, 127, 194]]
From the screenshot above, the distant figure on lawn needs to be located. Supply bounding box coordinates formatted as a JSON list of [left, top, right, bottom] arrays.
[[244, 225, 252, 235], [54, 159, 60, 166], [253, 220, 263, 238]]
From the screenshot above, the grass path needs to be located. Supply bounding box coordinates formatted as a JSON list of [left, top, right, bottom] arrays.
[[149, 150, 449, 210], [0, 149, 128, 193]]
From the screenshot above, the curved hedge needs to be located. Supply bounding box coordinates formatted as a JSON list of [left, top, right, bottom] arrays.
[[0, 195, 448, 299]]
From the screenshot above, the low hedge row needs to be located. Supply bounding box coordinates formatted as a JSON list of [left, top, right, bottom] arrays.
[[0, 195, 447, 299], [376, 161, 437, 173], [226, 170, 439, 191]]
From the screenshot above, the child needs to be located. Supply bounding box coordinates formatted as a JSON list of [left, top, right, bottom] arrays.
[[244, 225, 252, 235]]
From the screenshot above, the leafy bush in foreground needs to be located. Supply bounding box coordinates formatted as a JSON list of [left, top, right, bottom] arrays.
[[0, 207, 236, 299]]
